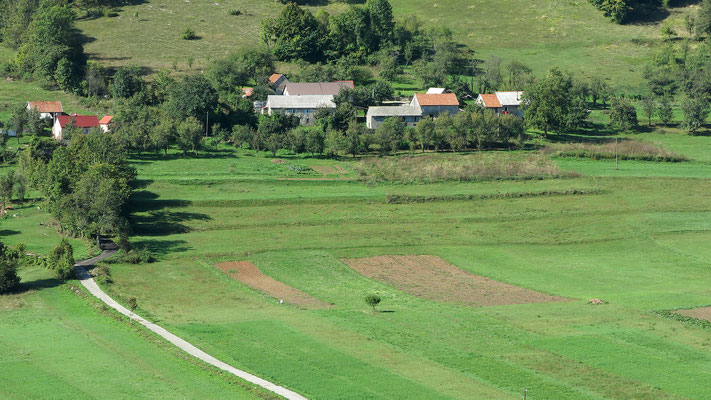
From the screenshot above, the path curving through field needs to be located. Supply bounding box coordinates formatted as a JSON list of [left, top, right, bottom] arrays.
[[74, 249, 307, 400]]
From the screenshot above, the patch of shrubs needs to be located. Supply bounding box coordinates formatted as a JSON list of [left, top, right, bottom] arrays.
[[48, 239, 75, 280], [229, 9, 242, 16], [92, 265, 113, 285], [106, 248, 155, 264], [182, 27, 197, 40]]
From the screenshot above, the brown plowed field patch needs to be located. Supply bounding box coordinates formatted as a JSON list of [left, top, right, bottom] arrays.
[[675, 306, 711, 322], [217, 261, 329, 309], [342, 255, 570, 307]]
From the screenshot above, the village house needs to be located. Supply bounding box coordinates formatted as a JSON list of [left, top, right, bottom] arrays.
[[264, 95, 336, 125], [366, 106, 422, 129], [283, 81, 354, 96], [99, 115, 113, 133], [476, 91, 524, 117], [53, 114, 100, 141], [410, 93, 460, 117], [27, 101, 64, 121], [268, 73, 290, 95]]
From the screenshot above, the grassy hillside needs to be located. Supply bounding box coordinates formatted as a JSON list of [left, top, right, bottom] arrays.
[[0, 267, 267, 399], [76, 0, 698, 89], [80, 128, 711, 399]]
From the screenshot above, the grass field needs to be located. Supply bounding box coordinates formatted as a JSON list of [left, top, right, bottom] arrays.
[[66, 127, 711, 399], [0, 267, 269, 399], [74, 0, 697, 90]]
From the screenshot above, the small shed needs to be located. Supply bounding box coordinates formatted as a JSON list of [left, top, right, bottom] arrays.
[[99, 115, 113, 133], [268, 74, 290, 95]]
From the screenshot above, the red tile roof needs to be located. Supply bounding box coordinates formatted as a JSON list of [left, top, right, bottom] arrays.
[[99, 115, 113, 124], [28, 101, 63, 113], [479, 94, 501, 108], [57, 115, 100, 128], [414, 93, 459, 106], [242, 87, 254, 97], [269, 74, 284, 84]]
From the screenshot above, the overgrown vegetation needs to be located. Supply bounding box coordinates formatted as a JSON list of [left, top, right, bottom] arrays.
[[356, 153, 575, 183], [542, 140, 687, 162]]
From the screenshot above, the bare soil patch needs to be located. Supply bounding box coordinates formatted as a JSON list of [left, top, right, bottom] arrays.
[[217, 261, 329, 309], [675, 306, 711, 322], [342, 255, 569, 307]]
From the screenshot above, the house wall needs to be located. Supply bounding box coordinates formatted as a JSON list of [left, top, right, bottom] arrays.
[[419, 105, 459, 117], [367, 115, 420, 130], [268, 108, 319, 125], [52, 119, 62, 141]]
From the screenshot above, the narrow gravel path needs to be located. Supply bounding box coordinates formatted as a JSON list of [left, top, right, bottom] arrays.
[[74, 249, 307, 400]]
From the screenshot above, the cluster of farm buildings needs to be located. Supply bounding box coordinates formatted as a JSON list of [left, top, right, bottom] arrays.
[[261, 73, 524, 128], [25, 101, 112, 141], [24, 77, 523, 143]]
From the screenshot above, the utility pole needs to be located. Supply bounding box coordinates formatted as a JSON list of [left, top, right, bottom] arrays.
[[615, 137, 619, 170], [205, 111, 209, 137]]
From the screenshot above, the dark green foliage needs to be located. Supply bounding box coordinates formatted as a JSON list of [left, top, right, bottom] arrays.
[[588, 0, 662, 24], [365, 294, 381, 311], [0, 170, 14, 210], [21, 131, 135, 238], [166, 74, 219, 122], [17, 2, 86, 89], [261, 3, 325, 62], [658, 95, 674, 126], [374, 116, 404, 154], [681, 96, 708, 134], [697, 0, 711, 37], [522, 68, 589, 136], [609, 97, 639, 132], [106, 248, 155, 264], [48, 239, 74, 280], [177, 117, 203, 156], [640, 95, 656, 126], [0, 242, 21, 293], [182, 26, 197, 40], [111, 66, 144, 99]]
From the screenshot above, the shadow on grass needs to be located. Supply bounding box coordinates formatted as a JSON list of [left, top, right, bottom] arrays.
[[130, 239, 191, 257], [17, 278, 62, 292], [0, 229, 20, 236], [131, 210, 211, 236], [131, 149, 237, 161]]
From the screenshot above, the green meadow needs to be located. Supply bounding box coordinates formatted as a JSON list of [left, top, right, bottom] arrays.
[[72, 127, 710, 399], [75, 0, 696, 89]]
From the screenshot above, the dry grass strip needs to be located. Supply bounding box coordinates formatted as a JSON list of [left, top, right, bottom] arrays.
[[342, 255, 569, 307], [217, 261, 330, 309]]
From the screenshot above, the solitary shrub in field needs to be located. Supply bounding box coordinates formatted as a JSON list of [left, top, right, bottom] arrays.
[[365, 294, 381, 311], [229, 9, 242, 15], [609, 98, 638, 132], [127, 297, 138, 311], [49, 239, 75, 280], [0, 259, 20, 293], [182, 27, 197, 40]]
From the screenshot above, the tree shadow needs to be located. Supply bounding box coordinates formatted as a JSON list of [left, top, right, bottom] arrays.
[[132, 179, 154, 190], [131, 210, 211, 236], [0, 230, 20, 236], [627, 6, 670, 25], [130, 239, 191, 257], [17, 278, 63, 292]]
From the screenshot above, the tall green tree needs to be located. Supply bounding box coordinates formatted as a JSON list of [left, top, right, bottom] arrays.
[[522, 68, 587, 136], [681, 97, 708, 135], [177, 117, 203, 156], [261, 3, 325, 62], [17, 2, 86, 88], [166, 74, 218, 124]]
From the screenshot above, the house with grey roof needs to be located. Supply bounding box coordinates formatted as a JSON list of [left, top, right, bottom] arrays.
[[264, 95, 336, 125], [476, 91, 524, 117], [366, 106, 422, 129], [283, 81, 354, 96]]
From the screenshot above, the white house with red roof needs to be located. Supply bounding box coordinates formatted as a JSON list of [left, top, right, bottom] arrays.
[[283, 81, 354, 96], [53, 114, 100, 141], [99, 115, 113, 133], [476, 91, 524, 117], [27, 101, 64, 121], [410, 93, 460, 117]]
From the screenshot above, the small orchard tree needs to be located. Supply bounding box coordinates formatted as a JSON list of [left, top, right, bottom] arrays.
[[0, 170, 15, 211], [609, 98, 638, 132], [681, 97, 709, 135], [365, 294, 381, 311], [177, 117, 203, 156], [658, 96, 674, 127], [640, 96, 656, 127]]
